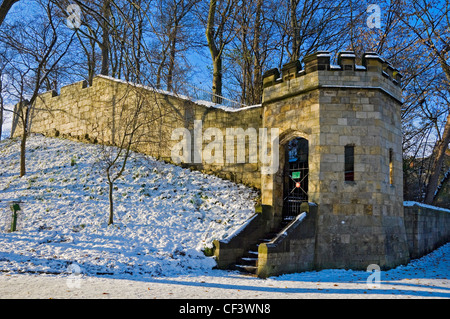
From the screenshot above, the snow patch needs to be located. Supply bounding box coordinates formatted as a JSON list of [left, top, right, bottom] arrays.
[[403, 201, 450, 213], [0, 135, 258, 278], [221, 213, 258, 244]]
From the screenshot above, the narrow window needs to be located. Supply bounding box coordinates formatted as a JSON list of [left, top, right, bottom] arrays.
[[389, 148, 394, 185], [345, 145, 354, 181]]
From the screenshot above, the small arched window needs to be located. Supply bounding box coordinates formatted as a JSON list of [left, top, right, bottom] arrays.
[[345, 145, 355, 181]]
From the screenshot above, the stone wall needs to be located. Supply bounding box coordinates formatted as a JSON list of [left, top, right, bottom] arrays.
[[213, 205, 274, 269], [404, 202, 450, 259], [11, 75, 264, 189], [257, 203, 318, 278]]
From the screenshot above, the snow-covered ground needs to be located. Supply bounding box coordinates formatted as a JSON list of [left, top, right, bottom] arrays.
[[0, 135, 257, 278], [1, 242, 449, 299], [0, 135, 449, 299]]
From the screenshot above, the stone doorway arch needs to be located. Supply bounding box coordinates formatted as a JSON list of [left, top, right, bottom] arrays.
[[283, 137, 309, 219], [261, 130, 310, 224]]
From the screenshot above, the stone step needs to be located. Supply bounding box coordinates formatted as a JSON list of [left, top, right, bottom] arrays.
[[234, 264, 258, 274], [237, 257, 257, 266], [232, 215, 300, 275]]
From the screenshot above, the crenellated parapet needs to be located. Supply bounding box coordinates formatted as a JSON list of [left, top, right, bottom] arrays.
[[37, 79, 89, 102], [262, 51, 403, 104]]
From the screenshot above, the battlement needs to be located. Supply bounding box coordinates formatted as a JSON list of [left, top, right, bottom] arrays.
[[262, 51, 403, 104], [38, 79, 89, 101]]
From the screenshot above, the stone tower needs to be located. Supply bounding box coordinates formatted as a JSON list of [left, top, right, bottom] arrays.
[[259, 51, 410, 272]]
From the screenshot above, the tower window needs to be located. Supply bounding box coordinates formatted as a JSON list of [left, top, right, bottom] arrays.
[[389, 148, 394, 185], [345, 145, 354, 181]]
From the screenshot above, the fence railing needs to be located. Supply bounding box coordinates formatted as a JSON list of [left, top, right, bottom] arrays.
[[177, 81, 248, 109]]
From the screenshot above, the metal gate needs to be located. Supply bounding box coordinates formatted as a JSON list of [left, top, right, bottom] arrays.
[[283, 138, 308, 219]]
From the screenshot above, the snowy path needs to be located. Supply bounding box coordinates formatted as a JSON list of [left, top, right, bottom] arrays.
[[0, 269, 448, 299], [1, 242, 449, 299]]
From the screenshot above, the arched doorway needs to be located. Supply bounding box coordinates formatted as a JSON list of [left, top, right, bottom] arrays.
[[283, 137, 309, 219]]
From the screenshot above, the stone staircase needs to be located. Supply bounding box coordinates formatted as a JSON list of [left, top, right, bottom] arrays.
[[231, 216, 296, 275]]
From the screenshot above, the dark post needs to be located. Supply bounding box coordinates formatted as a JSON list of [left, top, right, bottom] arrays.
[[9, 202, 21, 232]]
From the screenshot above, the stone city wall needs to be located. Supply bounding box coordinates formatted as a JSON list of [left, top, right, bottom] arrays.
[[404, 202, 450, 259], [11, 75, 264, 188]]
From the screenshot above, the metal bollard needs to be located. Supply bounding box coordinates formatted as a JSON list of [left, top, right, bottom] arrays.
[[9, 202, 21, 232]]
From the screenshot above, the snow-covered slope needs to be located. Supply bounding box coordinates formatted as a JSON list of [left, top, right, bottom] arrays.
[[0, 135, 257, 278]]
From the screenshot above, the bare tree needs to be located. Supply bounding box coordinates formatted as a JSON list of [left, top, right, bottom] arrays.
[[98, 87, 146, 225], [395, 0, 450, 204], [51, 0, 114, 78], [273, 0, 349, 64], [205, 0, 239, 103], [1, 2, 74, 176], [141, 0, 194, 90], [227, 0, 276, 105], [340, 0, 449, 204], [96, 80, 180, 225]]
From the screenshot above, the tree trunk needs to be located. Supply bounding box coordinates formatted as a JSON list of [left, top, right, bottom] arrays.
[[156, 53, 166, 90], [88, 58, 95, 86], [0, 0, 19, 26], [0, 103, 3, 140], [423, 45, 450, 204], [100, 0, 111, 76], [206, 0, 223, 103], [20, 125, 26, 177], [239, 15, 249, 105], [252, 0, 263, 105], [424, 112, 450, 204], [212, 57, 222, 103], [289, 0, 300, 62], [19, 100, 30, 177], [135, 10, 143, 82], [167, 20, 179, 92], [108, 180, 114, 225], [0, 75, 3, 139]]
